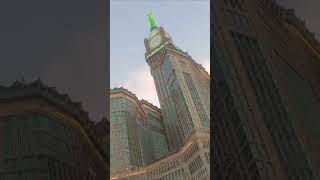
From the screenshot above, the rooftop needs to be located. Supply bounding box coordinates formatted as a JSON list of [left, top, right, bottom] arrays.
[[259, 0, 320, 53]]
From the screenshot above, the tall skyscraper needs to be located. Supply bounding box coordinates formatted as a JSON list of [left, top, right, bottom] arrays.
[[144, 11, 210, 151], [110, 12, 210, 180], [212, 0, 320, 179]]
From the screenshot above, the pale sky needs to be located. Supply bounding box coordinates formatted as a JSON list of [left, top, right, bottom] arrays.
[[110, 0, 210, 107]]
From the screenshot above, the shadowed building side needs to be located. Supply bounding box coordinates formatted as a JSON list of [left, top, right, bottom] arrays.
[[212, 0, 320, 179], [0, 80, 109, 180]]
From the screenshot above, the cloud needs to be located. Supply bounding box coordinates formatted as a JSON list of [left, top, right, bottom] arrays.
[[198, 57, 210, 74], [202, 59, 210, 74], [124, 66, 160, 107]]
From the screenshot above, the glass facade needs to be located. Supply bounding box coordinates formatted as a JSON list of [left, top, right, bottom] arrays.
[[232, 31, 314, 179], [112, 134, 210, 180], [211, 9, 271, 179], [0, 112, 105, 180], [212, 0, 319, 179], [111, 15, 210, 180], [150, 56, 184, 151], [145, 26, 210, 146], [143, 107, 169, 161], [183, 72, 209, 129], [110, 89, 170, 175], [110, 96, 143, 174]]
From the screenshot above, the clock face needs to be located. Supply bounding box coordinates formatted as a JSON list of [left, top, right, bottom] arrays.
[[149, 35, 162, 49], [148, 28, 159, 39]]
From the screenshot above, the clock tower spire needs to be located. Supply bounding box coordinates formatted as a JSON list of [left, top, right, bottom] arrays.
[[147, 10, 157, 31]]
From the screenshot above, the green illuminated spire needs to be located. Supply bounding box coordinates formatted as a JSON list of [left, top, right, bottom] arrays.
[[147, 10, 157, 31]]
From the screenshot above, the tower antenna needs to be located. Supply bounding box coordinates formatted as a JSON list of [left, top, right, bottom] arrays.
[[147, 10, 157, 31]]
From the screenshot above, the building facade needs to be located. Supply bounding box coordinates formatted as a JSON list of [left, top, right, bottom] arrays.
[[212, 0, 320, 179], [140, 100, 169, 162], [95, 117, 110, 176], [144, 12, 210, 152], [0, 80, 109, 180], [110, 88, 170, 176], [111, 12, 210, 180], [111, 130, 210, 180]]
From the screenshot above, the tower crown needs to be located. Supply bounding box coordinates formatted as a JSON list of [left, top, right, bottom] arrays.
[[147, 10, 157, 31]]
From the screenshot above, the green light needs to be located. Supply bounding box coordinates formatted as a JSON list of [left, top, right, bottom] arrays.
[[147, 10, 157, 31]]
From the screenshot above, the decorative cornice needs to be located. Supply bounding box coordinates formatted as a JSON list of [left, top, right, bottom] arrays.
[[259, 0, 320, 53], [111, 87, 160, 111], [111, 87, 140, 102], [0, 79, 91, 126], [140, 99, 160, 111]]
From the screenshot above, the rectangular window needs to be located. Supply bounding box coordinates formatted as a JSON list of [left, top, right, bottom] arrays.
[[227, 10, 249, 32], [3, 117, 15, 154], [183, 72, 209, 128], [224, 0, 243, 11]]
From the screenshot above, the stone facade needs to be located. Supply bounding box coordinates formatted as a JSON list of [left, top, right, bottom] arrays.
[[111, 13, 210, 180], [212, 0, 320, 179], [0, 80, 109, 180], [110, 88, 169, 176], [111, 130, 210, 180]]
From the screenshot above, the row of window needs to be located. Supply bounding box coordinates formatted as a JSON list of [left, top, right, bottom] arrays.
[[110, 96, 170, 174], [2, 114, 80, 156], [202, 140, 210, 149], [156, 168, 186, 180], [154, 57, 184, 149], [151, 131, 169, 160], [188, 155, 204, 175], [127, 114, 143, 170], [211, 43, 256, 179], [205, 152, 210, 164], [227, 10, 249, 32], [184, 143, 199, 162], [192, 167, 209, 180], [224, 0, 243, 11], [0, 173, 36, 180], [183, 72, 210, 128], [231, 30, 314, 178], [150, 159, 181, 177], [2, 115, 34, 155], [172, 87, 194, 139]]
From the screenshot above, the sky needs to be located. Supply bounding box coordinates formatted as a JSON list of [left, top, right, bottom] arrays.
[[110, 0, 210, 107], [0, 0, 109, 122], [0, 0, 319, 121]]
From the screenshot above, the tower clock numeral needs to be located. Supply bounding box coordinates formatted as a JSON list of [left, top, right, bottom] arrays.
[[149, 35, 162, 49]]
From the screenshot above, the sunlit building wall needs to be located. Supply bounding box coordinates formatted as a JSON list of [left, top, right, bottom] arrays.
[[110, 88, 170, 175], [144, 14, 210, 151]]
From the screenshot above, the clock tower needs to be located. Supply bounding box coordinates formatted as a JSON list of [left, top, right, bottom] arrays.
[[144, 11, 184, 152], [144, 11, 174, 56], [144, 11, 210, 152]]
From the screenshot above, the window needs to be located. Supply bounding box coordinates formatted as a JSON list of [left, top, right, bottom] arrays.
[[224, 0, 243, 11], [227, 10, 249, 32], [183, 72, 209, 128], [3, 117, 15, 154]]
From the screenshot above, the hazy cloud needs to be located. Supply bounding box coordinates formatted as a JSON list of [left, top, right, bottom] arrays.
[[125, 66, 160, 107], [199, 57, 210, 74]]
